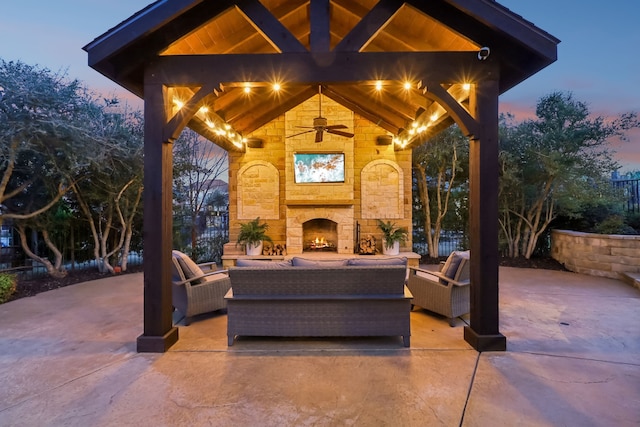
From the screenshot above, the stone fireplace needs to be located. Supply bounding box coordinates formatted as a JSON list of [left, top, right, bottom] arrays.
[[286, 205, 354, 254], [303, 218, 338, 252], [226, 95, 412, 262]]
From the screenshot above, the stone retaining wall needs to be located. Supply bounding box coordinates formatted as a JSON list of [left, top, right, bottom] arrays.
[[551, 229, 640, 279]]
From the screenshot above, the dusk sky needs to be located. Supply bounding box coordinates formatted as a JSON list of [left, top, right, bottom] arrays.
[[2, 0, 638, 170]]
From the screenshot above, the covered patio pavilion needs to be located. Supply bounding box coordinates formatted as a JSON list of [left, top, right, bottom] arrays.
[[84, 0, 558, 353]]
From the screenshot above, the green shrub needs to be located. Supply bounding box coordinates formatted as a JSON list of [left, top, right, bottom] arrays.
[[593, 215, 637, 235], [624, 212, 640, 233], [0, 273, 17, 304]]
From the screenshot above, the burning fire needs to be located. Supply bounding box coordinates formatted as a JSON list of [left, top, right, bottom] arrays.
[[309, 236, 332, 249]]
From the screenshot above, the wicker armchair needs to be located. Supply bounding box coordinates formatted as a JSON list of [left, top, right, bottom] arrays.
[[171, 250, 231, 325], [407, 251, 470, 326]]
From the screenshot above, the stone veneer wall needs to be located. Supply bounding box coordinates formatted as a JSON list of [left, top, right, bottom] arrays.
[[551, 229, 640, 279], [227, 95, 412, 255]]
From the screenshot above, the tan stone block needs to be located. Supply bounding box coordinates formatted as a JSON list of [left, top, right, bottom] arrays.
[[610, 247, 640, 258]]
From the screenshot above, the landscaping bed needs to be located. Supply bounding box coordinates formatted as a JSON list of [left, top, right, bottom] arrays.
[[5, 256, 567, 304]]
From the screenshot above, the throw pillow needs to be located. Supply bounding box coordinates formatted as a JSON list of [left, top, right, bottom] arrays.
[[291, 257, 349, 267], [440, 250, 470, 284], [236, 259, 292, 268], [347, 257, 407, 266], [172, 250, 205, 284]]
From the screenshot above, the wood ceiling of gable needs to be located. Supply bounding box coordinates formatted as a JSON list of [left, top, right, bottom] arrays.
[[161, 1, 480, 144]]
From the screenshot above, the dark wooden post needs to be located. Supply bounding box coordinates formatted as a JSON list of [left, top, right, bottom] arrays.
[[464, 79, 507, 351], [136, 81, 179, 352]]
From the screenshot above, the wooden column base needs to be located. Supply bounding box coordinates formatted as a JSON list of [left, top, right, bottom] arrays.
[[464, 326, 506, 352], [136, 327, 179, 353]]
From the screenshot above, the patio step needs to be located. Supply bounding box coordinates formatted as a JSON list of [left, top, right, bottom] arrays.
[[621, 272, 640, 291]]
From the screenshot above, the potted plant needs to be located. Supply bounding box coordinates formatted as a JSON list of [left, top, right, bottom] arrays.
[[236, 217, 273, 255], [377, 220, 408, 255]]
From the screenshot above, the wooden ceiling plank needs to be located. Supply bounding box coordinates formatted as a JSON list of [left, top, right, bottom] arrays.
[[334, 0, 404, 52], [332, 0, 371, 19], [234, 86, 319, 134], [212, 88, 247, 114], [268, 0, 307, 21], [324, 87, 405, 133], [235, 0, 307, 53], [329, 85, 415, 123], [365, 32, 415, 52], [310, 0, 330, 52]]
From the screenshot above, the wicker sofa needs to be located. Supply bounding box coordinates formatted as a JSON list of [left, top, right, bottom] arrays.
[[225, 257, 412, 346]]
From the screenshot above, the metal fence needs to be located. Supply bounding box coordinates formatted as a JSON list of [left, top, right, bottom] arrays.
[[612, 178, 640, 213], [412, 230, 467, 258]]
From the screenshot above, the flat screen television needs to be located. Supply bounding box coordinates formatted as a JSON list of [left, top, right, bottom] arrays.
[[293, 152, 345, 183]]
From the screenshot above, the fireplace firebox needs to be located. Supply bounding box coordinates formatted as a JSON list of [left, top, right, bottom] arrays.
[[303, 219, 338, 252]]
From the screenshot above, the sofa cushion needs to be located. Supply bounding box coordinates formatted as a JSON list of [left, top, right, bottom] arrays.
[[172, 250, 205, 284], [236, 259, 292, 268], [440, 251, 469, 284], [347, 257, 407, 266], [291, 257, 349, 267]]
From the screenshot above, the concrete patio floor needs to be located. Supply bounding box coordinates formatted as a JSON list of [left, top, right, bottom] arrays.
[[1, 267, 638, 426]]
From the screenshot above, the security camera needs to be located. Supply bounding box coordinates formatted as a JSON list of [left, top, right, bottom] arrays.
[[477, 47, 490, 61]]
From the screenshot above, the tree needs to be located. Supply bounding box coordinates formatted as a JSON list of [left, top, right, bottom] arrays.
[[0, 60, 90, 228], [14, 205, 70, 278], [412, 125, 469, 259], [499, 92, 639, 258], [68, 102, 144, 273], [0, 60, 107, 276], [173, 129, 228, 260]]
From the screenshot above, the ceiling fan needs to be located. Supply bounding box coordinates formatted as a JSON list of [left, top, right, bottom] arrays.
[[286, 85, 354, 142]]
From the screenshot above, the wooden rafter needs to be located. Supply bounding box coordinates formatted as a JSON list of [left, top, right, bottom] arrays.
[[235, 0, 307, 53], [310, 0, 330, 52], [334, 0, 404, 52]]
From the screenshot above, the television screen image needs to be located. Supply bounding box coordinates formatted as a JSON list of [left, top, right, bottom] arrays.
[[294, 153, 345, 183]]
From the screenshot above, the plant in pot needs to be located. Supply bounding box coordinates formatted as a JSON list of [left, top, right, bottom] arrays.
[[236, 217, 273, 256], [377, 220, 408, 255]]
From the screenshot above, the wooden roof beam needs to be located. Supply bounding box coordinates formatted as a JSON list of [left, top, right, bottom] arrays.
[[310, 0, 330, 52], [235, 0, 307, 53], [147, 51, 498, 86], [334, 0, 404, 52]]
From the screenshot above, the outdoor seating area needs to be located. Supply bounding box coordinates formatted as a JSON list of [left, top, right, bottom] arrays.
[[173, 250, 474, 346], [1, 267, 638, 425]]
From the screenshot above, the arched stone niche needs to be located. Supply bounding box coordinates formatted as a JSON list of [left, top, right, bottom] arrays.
[[361, 160, 403, 219], [237, 161, 279, 219]]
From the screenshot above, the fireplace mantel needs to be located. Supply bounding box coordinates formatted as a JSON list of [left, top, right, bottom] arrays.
[[285, 200, 354, 207]]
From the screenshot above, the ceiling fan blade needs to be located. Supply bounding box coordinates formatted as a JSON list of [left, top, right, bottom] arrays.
[[286, 129, 315, 138], [294, 126, 315, 129], [326, 129, 354, 138], [325, 124, 348, 130], [315, 130, 323, 142]]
